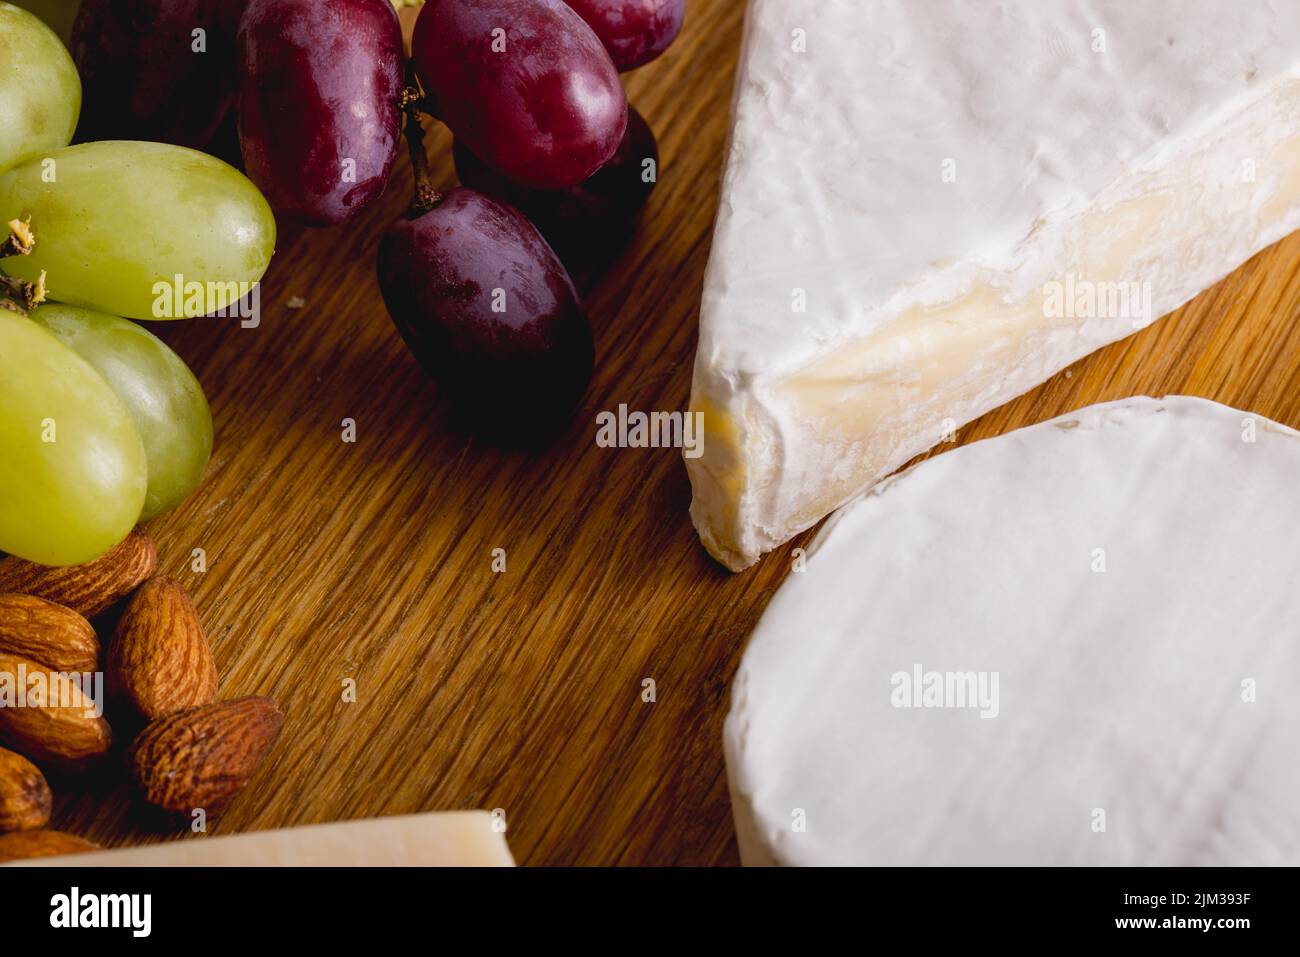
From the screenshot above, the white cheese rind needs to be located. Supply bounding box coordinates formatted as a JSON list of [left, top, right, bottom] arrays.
[[690, 0, 1300, 570], [724, 397, 1300, 866], [6, 812, 515, 867]]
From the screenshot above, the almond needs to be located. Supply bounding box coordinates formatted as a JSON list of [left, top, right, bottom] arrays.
[[107, 576, 217, 722], [0, 829, 98, 863], [129, 697, 284, 816], [0, 526, 157, 619], [0, 746, 52, 833], [0, 594, 100, 673], [0, 654, 112, 768]]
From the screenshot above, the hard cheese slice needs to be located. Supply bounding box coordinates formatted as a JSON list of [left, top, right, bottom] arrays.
[[689, 0, 1300, 570], [6, 812, 515, 867], [725, 396, 1300, 865]]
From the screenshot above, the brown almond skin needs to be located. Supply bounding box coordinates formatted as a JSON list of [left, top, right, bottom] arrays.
[[108, 576, 217, 722], [0, 830, 99, 863], [0, 747, 52, 833], [0, 654, 112, 768], [0, 594, 100, 673], [0, 527, 157, 619], [130, 697, 283, 816]]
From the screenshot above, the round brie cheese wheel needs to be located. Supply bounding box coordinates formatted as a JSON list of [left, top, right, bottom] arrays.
[[725, 396, 1300, 866]]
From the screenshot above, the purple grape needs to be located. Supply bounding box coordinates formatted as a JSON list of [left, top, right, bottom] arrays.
[[565, 0, 686, 71], [237, 0, 404, 226], [412, 0, 627, 190], [69, 0, 241, 149], [453, 106, 659, 271], [377, 189, 595, 434]]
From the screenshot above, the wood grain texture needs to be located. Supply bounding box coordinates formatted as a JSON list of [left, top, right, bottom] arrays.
[[46, 0, 1300, 865]]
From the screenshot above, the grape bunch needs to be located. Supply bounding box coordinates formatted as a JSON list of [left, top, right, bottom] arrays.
[[2, 0, 683, 567], [231, 0, 683, 431], [1, 2, 274, 567]]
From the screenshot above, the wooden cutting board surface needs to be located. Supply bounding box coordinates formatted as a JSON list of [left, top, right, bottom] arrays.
[[52, 0, 1300, 865]]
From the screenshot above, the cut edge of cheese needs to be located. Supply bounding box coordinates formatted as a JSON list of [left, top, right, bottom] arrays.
[[6, 812, 515, 867], [688, 0, 1300, 571]]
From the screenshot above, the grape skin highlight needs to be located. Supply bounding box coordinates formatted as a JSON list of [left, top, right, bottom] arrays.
[[377, 189, 595, 435], [0, 4, 81, 174], [238, 0, 405, 227], [31, 304, 213, 521], [0, 141, 276, 321], [413, 0, 628, 190], [0, 310, 147, 567]]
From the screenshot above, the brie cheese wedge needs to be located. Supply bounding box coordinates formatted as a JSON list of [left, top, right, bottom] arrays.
[[725, 397, 1300, 866], [689, 0, 1300, 570]]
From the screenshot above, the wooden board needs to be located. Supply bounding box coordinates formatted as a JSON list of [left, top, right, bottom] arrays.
[[51, 0, 1300, 865]]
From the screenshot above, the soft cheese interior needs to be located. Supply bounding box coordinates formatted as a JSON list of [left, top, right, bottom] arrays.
[[725, 397, 1300, 865], [690, 0, 1300, 570]]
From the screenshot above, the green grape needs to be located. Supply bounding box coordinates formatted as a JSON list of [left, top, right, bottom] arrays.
[[7, 1, 80, 44], [0, 309, 147, 566], [0, 141, 276, 321], [31, 304, 213, 521], [0, 3, 80, 174]]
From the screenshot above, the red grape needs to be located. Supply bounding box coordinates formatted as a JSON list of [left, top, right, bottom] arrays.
[[69, 0, 241, 149], [453, 106, 659, 271], [377, 189, 595, 434], [237, 0, 404, 226], [565, 0, 686, 71], [412, 0, 627, 190]]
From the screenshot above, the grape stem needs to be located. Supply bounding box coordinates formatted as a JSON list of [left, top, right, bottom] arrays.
[[0, 271, 46, 314], [0, 218, 34, 259], [400, 63, 442, 215], [0, 218, 45, 315]]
